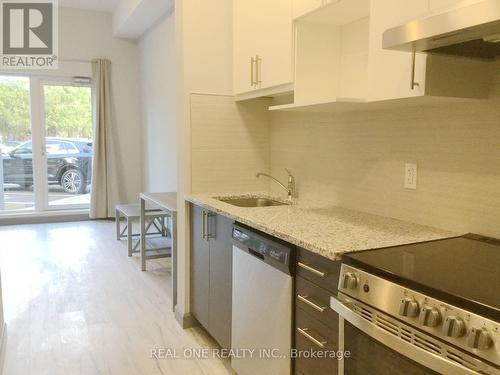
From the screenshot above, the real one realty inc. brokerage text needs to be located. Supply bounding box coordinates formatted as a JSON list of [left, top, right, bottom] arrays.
[[151, 348, 352, 360]]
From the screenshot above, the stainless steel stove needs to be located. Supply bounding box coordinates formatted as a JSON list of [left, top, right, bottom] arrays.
[[330, 234, 500, 375]]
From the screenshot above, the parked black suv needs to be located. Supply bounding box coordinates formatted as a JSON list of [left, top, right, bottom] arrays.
[[2, 137, 92, 194]]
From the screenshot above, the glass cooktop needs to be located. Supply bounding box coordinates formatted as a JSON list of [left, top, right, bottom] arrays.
[[343, 235, 500, 321]]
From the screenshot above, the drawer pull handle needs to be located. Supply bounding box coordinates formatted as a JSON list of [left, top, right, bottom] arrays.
[[297, 294, 327, 312], [202, 211, 207, 240], [297, 261, 327, 277], [297, 327, 327, 349]]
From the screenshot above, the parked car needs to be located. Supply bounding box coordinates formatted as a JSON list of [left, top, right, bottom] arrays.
[[0, 140, 21, 154], [2, 137, 93, 194]]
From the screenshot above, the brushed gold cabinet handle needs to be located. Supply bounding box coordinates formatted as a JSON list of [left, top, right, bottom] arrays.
[[297, 327, 327, 349], [255, 55, 262, 84], [202, 211, 207, 240], [410, 50, 420, 90], [250, 56, 255, 86], [297, 294, 327, 312], [297, 261, 327, 277], [206, 212, 215, 240]]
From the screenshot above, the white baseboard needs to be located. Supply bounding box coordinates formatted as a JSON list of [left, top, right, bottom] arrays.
[[0, 323, 7, 374], [0, 211, 89, 225]]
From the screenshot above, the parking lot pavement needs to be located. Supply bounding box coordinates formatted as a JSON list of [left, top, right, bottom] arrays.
[[2, 187, 89, 210], [2, 190, 35, 209]]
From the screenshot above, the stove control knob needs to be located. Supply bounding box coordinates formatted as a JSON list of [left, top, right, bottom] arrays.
[[418, 306, 442, 327], [341, 273, 358, 290], [467, 328, 492, 350], [442, 316, 466, 338], [399, 298, 419, 317]]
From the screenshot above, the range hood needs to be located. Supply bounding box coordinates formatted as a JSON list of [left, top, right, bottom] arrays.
[[383, 0, 500, 59]]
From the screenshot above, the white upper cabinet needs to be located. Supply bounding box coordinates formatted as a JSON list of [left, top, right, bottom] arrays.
[[429, 0, 465, 11], [233, 0, 293, 97], [293, 0, 327, 18], [293, 0, 371, 105], [233, 0, 259, 95], [367, 0, 430, 101], [292, 0, 347, 18], [270, 0, 495, 111]]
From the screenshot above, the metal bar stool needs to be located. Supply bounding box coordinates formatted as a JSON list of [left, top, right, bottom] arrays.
[[115, 203, 170, 257]]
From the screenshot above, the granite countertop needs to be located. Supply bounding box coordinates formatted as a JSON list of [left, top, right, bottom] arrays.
[[185, 193, 458, 261]]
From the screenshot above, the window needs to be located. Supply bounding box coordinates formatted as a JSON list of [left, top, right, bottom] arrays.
[[12, 141, 32, 155], [46, 141, 65, 155], [0, 75, 93, 213], [63, 142, 79, 155]]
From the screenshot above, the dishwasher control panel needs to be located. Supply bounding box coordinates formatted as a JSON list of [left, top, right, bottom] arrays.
[[232, 224, 295, 275]]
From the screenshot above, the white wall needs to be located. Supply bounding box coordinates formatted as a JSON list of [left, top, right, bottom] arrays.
[[175, 0, 233, 323], [59, 7, 142, 209], [139, 10, 177, 192]]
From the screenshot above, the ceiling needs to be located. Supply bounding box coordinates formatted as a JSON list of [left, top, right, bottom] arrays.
[[59, 0, 120, 12], [59, 0, 174, 39]]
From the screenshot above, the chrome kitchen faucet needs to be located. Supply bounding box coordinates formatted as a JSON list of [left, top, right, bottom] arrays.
[[256, 169, 296, 201]]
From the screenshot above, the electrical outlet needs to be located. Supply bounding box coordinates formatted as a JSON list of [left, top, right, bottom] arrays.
[[404, 163, 417, 189]]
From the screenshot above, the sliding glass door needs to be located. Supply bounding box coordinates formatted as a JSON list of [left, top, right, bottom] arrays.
[[0, 76, 34, 212], [42, 81, 93, 210], [0, 75, 93, 214]]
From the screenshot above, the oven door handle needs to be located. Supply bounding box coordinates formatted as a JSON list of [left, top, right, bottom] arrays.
[[330, 296, 479, 375]]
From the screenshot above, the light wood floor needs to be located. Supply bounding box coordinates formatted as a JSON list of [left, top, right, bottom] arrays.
[[0, 220, 233, 375]]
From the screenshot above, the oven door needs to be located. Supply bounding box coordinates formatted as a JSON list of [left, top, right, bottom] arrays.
[[330, 295, 489, 375]]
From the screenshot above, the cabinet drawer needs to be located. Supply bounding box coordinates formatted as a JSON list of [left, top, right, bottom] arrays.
[[297, 248, 341, 294], [295, 307, 339, 375], [296, 276, 338, 329]]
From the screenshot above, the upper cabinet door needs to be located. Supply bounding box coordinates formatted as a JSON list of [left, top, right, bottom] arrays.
[[429, 0, 464, 10], [292, 0, 324, 19], [259, 0, 293, 90], [233, 0, 293, 95], [367, 0, 430, 102], [233, 0, 259, 94]]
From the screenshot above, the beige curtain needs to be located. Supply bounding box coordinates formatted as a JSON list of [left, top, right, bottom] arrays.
[[90, 59, 113, 219]]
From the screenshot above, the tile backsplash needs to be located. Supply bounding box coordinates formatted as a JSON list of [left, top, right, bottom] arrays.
[[270, 97, 500, 238], [190, 94, 270, 194], [190, 67, 500, 238]]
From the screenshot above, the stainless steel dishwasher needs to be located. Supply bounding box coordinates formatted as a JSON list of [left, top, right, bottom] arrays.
[[231, 224, 294, 375]]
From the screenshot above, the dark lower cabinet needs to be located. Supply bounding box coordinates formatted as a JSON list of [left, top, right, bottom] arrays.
[[344, 322, 439, 375], [295, 307, 339, 375], [208, 213, 233, 349], [191, 204, 210, 328], [294, 247, 342, 375], [297, 247, 342, 295], [296, 276, 339, 327], [190, 204, 233, 349]]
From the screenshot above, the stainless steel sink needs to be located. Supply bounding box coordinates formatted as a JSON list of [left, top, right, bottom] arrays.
[[217, 197, 290, 207]]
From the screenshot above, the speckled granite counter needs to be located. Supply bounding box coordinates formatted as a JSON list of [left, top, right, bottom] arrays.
[[185, 193, 458, 261]]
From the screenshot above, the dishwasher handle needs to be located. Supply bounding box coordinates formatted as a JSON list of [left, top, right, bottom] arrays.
[[248, 248, 265, 260]]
